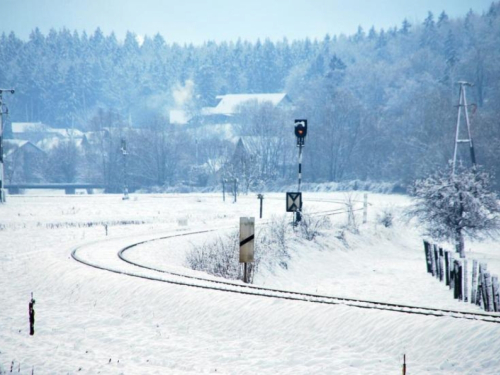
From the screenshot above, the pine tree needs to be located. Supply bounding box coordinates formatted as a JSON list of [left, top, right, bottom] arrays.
[[400, 19, 411, 35], [437, 11, 449, 27]]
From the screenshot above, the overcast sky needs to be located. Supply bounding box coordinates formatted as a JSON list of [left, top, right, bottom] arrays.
[[2, 0, 494, 44]]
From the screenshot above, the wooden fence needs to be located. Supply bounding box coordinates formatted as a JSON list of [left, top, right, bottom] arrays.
[[423, 240, 500, 312]]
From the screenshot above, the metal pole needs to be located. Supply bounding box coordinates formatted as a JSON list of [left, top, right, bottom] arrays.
[[121, 139, 129, 200], [257, 193, 263, 218], [222, 179, 226, 202], [0, 89, 15, 203], [260, 196, 263, 218], [296, 144, 303, 223], [233, 179, 237, 203], [452, 82, 476, 174], [363, 193, 368, 224], [452, 84, 463, 175], [0, 98, 3, 203], [462, 85, 476, 167], [298, 144, 303, 192]]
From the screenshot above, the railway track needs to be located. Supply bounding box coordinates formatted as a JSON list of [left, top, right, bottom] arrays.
[[72, 223, 500, 325]]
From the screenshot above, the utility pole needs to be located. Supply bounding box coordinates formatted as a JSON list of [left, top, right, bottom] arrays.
[[452, 81, 476, 175], [120, 138, 129, 200], [0, 89, 15, 203]]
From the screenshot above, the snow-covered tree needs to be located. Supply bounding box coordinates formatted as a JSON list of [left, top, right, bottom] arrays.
[[408, 164, 500, 258]]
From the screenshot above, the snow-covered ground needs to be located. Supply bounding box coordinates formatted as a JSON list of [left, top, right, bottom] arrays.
[[1, 192, 499, 374]]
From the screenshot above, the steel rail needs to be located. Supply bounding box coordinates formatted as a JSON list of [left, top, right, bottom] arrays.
[[72, 224, 500, 324]]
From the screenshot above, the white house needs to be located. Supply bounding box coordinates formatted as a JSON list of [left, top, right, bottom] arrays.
[[169, 93, 291, 125]]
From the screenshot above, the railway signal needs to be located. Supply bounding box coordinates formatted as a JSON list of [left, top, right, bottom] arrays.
[[294, 119, 307, 146], [291, 119, 307, 223]]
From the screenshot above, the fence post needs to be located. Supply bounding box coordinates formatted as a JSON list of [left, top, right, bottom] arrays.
[[450, 254, 456, 291], [463, 259, 468, 302], [438, 247, 444, 282], [477, 264, 484, 308], [459, 261, 464, 301], [444, 251, 450, 286], [431, 244, 437, 277], [453, 260, 461, 300], [484, 272, 494, 312], [424, 241, 432, 273], [471, 260, 478, 304], [481, 264, 489, 310], [492, 276, 499, 312], [29, 293, 35, 336]]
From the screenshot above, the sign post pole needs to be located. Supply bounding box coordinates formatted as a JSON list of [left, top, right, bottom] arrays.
[[257, 193, 264, 218]]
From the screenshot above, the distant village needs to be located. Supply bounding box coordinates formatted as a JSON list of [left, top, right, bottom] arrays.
[[4, 93, 292, 193]]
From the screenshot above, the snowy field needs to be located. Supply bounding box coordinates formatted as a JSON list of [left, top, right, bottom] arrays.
[[1, 191, 500, 374]]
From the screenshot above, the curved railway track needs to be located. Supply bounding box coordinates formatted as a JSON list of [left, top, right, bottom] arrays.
[[72, 219, 500, 325]]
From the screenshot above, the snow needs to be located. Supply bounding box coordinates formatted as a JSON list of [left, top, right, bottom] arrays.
[[11, 122, 48, 134], [211, 93, 288, 115], [1, 192, 500, 374]]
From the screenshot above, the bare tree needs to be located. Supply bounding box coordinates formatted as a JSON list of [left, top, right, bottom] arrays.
[[408, 164, 500, 258]]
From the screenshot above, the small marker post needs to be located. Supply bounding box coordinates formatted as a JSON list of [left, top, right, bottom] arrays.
[[257, 194, 264, 218], [402, 354, 406, 375], [29, 292, 35, 336]]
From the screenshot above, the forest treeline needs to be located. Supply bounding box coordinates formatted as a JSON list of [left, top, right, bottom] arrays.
[[1, 4, 499, 190]]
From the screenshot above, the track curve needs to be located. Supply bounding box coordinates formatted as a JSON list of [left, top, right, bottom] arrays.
[[72, 224, 500, 325]]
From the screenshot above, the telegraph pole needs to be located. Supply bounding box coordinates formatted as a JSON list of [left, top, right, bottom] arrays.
[[452, 81, 476, 175], [120, 138, 129, 200], [0, 89, 15, 203]]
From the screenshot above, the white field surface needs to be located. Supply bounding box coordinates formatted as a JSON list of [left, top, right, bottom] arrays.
[[1, 192, 500, 374]]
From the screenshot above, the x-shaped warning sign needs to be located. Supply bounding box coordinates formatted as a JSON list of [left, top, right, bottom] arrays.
[[286, 192, 302, 212]]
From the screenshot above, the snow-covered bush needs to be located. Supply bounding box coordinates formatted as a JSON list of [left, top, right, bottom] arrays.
[[299, 211, 332, 241], [185, 215, 295, 279], [408, 164, 500, 258], [185, 231, 243, 280], [377, 206, 394, 228], [342, 192, 360, 234], [259, 215, 293, 269]]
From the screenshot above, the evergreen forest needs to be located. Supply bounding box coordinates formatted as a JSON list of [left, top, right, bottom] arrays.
[[1, 4, 499, 191]]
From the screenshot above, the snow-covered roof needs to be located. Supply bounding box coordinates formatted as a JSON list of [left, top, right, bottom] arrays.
[[4, 139, 29, 148], [169, 109, 191, 125], [36, 137, 62, 152], [11, 122, 83, 138], [11, 122, 48, 133], [211, 93, 289, 115], [47, 128, 84, 138], [4, 139, 44, 157]]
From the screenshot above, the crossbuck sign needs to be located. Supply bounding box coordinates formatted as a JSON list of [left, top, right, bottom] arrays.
[[286, 192, 302, 212]]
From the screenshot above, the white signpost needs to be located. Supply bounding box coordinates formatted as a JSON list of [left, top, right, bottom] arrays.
[[239, 217, 255, 283]]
